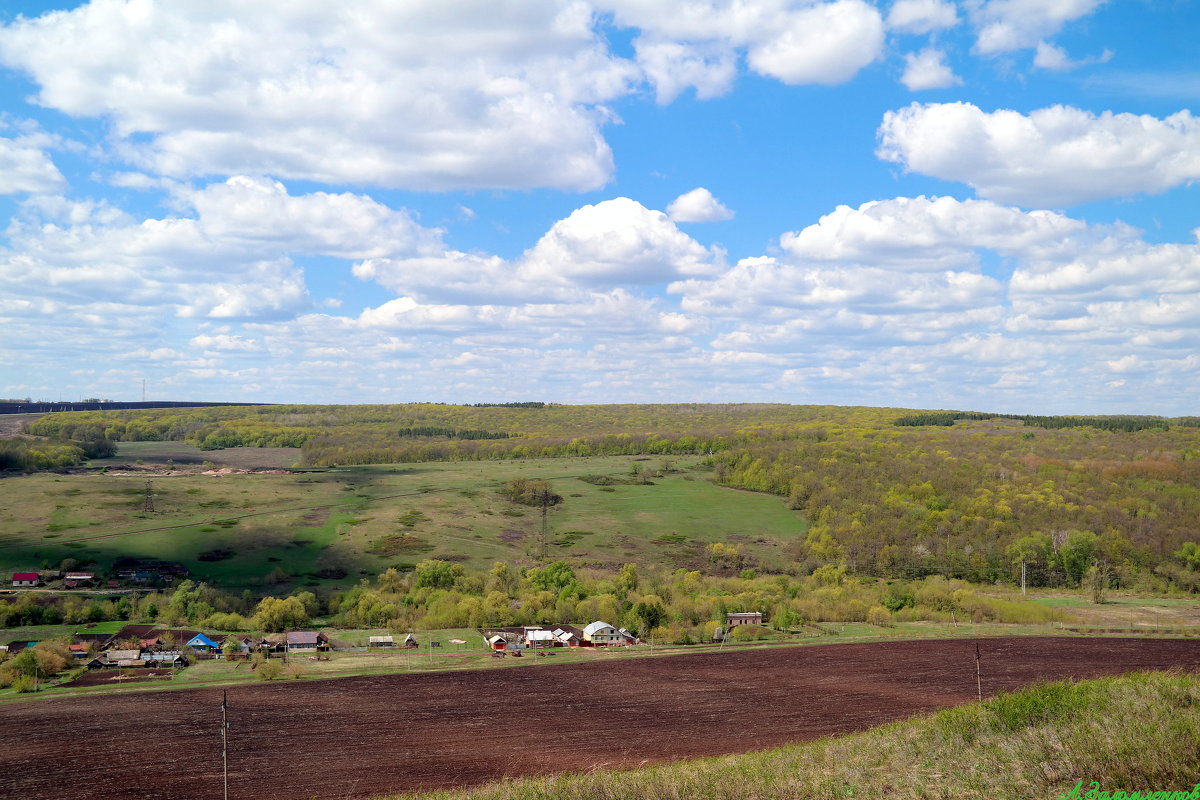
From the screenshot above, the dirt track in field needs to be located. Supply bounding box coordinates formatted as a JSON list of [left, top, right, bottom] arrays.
[[4, 637, 1198, 800]]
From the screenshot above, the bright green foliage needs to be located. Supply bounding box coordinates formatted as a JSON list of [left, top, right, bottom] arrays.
[[414, 559, 461, 590], [527, 561, 575, 592], [1176, 541, 1200, 571], [251, 596, 309, 632]]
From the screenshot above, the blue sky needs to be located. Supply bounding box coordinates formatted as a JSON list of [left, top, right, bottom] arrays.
[[0, 1, 1197, 414]]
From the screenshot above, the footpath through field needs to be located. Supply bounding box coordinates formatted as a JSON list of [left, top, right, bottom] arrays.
[[3, 636, 1198, 799]]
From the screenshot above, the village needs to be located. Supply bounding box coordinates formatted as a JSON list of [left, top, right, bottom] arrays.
[[1, 599, 766, 687]]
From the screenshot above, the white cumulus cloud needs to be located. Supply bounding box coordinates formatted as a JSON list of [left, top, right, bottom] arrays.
[[887, 0, 960, 34], [667, 187, 735, 222], [521, 198, 721, 286], [877, 102, 1200, 207], [968, 0, 1108, 55], [900, 48, 963, 91]]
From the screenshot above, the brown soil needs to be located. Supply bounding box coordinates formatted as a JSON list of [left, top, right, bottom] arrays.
[[3, 637, 1198, 800]]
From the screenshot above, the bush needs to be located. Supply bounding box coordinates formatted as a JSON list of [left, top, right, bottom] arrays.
[[499, 477, 562, 507], [257, 661, 283, 680], [10, 675, 36, 693], [867, 605, 894, 627]]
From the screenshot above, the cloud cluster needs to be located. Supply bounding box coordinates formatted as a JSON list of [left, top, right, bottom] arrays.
[[967, 0, 1107, 55], [878, 102, 1200, 207], [605, 0, 885, 102], [0, 1, 899, 190], [4, 179, 1199, 410], [0, 1, 634, 191]]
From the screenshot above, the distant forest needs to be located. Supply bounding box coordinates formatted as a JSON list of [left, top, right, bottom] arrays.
[[14, 403, 1200, 592]]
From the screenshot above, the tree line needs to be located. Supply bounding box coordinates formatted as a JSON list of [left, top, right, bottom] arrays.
[[711, 420, 1200, 592], [0, 560, 1084, 648]]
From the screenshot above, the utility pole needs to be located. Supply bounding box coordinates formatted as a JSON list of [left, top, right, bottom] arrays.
[[974, 642, 982, 703], [221, 690, 229, 800], [1021, 561, 1026, 596], [142, 481, 155, 513]]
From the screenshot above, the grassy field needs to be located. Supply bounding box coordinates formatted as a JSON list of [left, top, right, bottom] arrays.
[[1030, 593, 1200, 630], [0, 454, 807, 591], [376, 670, 1200, 800]]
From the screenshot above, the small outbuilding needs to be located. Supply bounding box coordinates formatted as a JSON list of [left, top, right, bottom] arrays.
[[368, 635, 394, 648]]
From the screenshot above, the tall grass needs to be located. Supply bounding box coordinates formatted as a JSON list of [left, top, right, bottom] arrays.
[[378, 671, 1200, 800]]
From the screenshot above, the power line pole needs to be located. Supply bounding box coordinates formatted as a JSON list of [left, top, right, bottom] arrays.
[[1021, 561, 1026, 596], [142, 481, 155, 513], [221, 689, 229, 800], [974, 642, 982, 703]]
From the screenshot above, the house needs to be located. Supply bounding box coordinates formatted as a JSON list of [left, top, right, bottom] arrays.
[[68, 644, 91, 659], [185, 633, 221, 653], [103, 649, 143, 664], [12, 572, 38, 587], [482, 624, 586, 649], [402, 633, 418, 648], [285, 631, 330, 652], [226, 636, 263, 654], [582, 621, 628, 646], [525, 629, 556, 648], [368, 635, 394, 648], [726, 612, 763, 627], [551, 627, 581, 647]]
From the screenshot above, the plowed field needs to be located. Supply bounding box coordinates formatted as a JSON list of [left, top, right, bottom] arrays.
[[4, 637, 1198, 799]]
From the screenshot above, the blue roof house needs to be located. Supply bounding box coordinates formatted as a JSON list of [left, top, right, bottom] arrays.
[[186, 633, 220, 652]]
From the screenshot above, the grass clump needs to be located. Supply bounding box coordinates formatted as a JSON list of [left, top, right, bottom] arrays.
[[377, 671, 1200, 800]]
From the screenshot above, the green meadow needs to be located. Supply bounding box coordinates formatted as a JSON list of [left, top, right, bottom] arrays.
[[0, 454, 806, 591]]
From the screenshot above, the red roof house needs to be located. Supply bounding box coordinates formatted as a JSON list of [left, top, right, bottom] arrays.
[[11, 572, 38, 587]]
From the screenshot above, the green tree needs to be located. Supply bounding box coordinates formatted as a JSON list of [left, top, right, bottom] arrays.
[[251, 596, 309, 632], [414, 559, 460, 590], [528, 561, 576, 592], [1175, 541, 1200, 571], [632, 600, 666, 634], [1060, 530, 1099, 586], [615, 563, 639, 595]]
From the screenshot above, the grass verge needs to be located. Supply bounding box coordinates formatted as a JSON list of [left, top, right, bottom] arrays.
[[377, 670, 1200, 800]]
